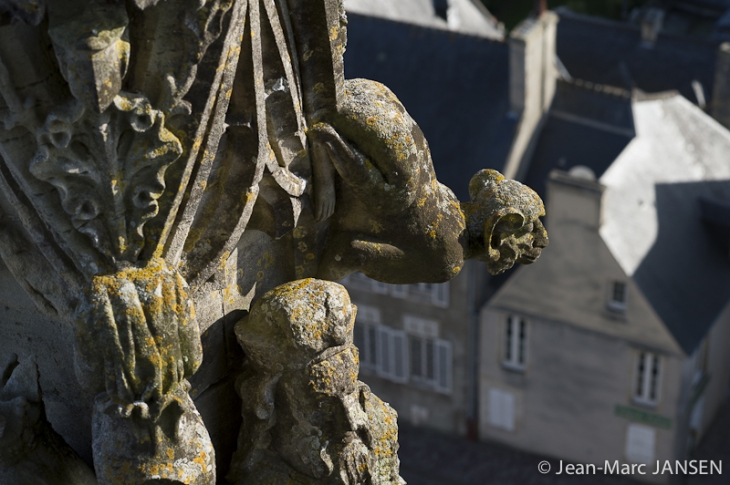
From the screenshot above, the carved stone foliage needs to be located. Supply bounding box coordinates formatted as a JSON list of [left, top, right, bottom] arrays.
[[0, 0, 261, 482], [230, 279, 405, 485]]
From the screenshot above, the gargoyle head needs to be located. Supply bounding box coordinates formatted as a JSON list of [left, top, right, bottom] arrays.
[[466, 169, 548, 275]]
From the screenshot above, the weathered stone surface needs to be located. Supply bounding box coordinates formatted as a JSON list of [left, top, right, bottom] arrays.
[[74, 260, 214, 484], [0, 354, 97, 485], [308, 78, 548, 282], [230, 279, 405, 485], [0, 0, 547, 483]]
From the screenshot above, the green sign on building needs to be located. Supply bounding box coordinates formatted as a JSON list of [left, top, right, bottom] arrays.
[[614, 405, 672, 429]]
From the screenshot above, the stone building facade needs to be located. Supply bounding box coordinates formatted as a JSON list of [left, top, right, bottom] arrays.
[[481, 93, 730, 483]]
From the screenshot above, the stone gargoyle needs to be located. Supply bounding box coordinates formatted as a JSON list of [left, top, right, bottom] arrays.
[[307, 79, 548, 283]]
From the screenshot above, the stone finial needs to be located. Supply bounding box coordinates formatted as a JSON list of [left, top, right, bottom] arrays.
[[230, 279, 405, 485]]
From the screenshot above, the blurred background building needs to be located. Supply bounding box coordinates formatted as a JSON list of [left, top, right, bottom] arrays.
[[340, 0, 730, 483]]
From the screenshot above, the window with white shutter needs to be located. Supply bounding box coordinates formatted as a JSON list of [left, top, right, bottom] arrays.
[[377, 326, 408, 384]]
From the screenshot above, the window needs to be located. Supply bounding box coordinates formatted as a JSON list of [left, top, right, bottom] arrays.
[[634, 351, 661, 406], [608, 281, 628, 312], [408, 336, 452, 393], [341, 273, 449, 307], [488, 388, 515, 431], [404, 315, 452, 393], [625, 424, 655, 464], [353, 305, 380, 371], [503, 315, 527, 371], [407, 283, 450, 308], [377, 326, 408, 383]]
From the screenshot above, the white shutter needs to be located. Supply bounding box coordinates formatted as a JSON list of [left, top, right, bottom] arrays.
[[377, 326, 409, 383], [392, 330, 409, 383], [625, 424, 655, 464], [488, 388, 515, 432], [432, 283, 450, 308], [435, 339, 452, 394], [377, 326, 392, 379]]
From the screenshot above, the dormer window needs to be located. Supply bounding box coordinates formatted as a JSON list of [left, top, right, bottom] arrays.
[[608, 281, 627, 312]]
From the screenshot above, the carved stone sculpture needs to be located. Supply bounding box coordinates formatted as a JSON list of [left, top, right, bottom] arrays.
[[0, 0, 548, 483], [308, 79, 548, 282], [229, 279, 405, 485]]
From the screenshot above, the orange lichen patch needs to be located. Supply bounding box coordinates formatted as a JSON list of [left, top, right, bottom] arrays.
[[194, 451, 208, 474]]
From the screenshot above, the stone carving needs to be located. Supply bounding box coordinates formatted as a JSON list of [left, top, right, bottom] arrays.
[[0, 0, 547, 483], [74, 260, 215, 484], [308, 78, 548, 282], [229, 279, 405, 485], [0, 354, 97, 485], [0, 0, 250, 481]]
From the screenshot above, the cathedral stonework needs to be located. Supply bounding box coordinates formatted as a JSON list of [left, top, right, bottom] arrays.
[[0, 1, 547, 483]]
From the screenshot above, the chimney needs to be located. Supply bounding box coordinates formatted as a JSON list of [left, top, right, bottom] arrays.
[[711, 43, 730, 130], [640, 8, 664, 47], [546, 169, 605, 231], [503, 9, 558, 179]]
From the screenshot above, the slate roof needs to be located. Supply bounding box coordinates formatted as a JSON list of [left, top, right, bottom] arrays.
[[344, 13, 513, 200], [522, 80, 730, 354], [344, 0, 504, 39], [524, 80, 635, 199], [555, 8, 723, 106], [599, 95, 730, 354]]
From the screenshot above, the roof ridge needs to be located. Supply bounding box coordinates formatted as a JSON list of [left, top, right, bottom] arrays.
[[632, 89, 681, 101], [560, 78, 632, 99], [345, 10, 506, 44], [556, 6, 723, 47]]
